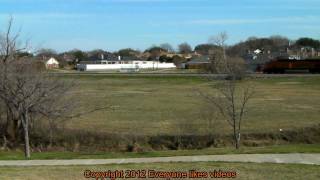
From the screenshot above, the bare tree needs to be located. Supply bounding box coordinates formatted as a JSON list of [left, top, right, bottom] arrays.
[[207, 48, 225, 74], [36, 48, 57, 58], [0, 59, 76, 158], [209, 31, 228, 59], [203, 78, 254, 149], [202, 32, 254, 149], [178, 42, 192, 54], [0, 59, 108, 158], [160, 43, 174, 53], [0, 18, 98, 159], [0, 17, 28, 148], [145, 46, 165, 60], [269, 35, 290, 47], [199, 57, 254, 149]]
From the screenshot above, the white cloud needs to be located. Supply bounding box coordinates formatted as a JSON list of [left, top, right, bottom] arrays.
[[187, 16, 319, 25], [0, 0, 202, 3], [0, 13, 98, 19]]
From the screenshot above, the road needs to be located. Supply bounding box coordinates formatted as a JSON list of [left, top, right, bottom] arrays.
[[0, 153, 319, 167], [52, 72, 320, 79]]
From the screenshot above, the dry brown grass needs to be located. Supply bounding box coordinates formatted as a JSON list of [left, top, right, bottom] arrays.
[[62, 76, 320, 136]]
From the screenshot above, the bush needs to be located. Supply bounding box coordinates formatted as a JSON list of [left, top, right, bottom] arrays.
[[2, 122, 319, 152]]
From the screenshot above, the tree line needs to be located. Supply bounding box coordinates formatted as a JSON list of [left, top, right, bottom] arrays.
[[18, 36, 320, 66]]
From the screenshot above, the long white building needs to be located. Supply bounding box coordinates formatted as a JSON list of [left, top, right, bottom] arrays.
[[77, 60, 176, 71]]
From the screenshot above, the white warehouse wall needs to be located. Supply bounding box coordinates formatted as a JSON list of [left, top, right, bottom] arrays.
[[77, 61, 176, 71]]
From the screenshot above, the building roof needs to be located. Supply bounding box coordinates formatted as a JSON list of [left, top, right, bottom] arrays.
[[78, 59, 151, 64], [186, 56, 210, 64], [46, 57, 59, 64]]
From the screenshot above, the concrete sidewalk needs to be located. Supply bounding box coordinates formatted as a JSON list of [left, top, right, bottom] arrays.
[[0, 153, 319, 167]]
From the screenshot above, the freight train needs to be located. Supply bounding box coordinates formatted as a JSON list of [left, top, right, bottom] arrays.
[[262, 58, 320, 73]]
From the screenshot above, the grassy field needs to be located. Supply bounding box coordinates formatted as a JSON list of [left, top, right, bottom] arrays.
[[0, 144, 319, 160], [0, 161, 319, 180], [64, 75, 320, 136], [1, 76, 319, 178]]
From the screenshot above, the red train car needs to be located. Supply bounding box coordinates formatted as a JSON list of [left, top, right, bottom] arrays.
[[262, 59, 320, 73]]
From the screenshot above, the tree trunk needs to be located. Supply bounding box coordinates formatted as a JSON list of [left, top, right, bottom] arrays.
[[236, 132, 241, 149], [233, 122, 239, 149], [22, 112, 31, 159], [49, 123, 53, 148], [1, 135, 8, 150], [23, 125, 31, 159]]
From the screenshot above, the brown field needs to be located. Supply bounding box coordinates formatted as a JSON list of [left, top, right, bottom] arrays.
[[63, 75, 320, 136]]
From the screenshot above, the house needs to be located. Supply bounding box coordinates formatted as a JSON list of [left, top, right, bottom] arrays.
[[183, 56, 211, 69], [254, 49, 262, 54], [45, 57, 59, 69]]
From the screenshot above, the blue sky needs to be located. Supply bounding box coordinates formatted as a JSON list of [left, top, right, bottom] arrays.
[[0, 0, 319, 52]]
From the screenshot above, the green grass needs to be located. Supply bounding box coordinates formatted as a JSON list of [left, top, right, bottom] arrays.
[[0, 144, 319, 160], [62, 75, 320, 136], [0, 162, 319, 180]]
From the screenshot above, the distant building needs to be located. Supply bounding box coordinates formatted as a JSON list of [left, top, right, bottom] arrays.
[[254, 49, 262, 54], [183, 56, 211, 69], [77, 60, 176, 71], [45, 57, 59, 69]]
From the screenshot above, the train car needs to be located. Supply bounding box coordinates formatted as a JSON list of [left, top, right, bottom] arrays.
[[262, 59, 320, 73]]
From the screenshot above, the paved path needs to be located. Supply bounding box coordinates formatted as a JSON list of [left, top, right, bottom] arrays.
[[0, 154, 319, 167]]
